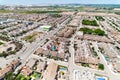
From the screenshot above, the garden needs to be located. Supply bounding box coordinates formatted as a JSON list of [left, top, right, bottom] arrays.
[[95, 16, 105, 21], [80, 27, 106, 36], [82, 19, 99, 26]]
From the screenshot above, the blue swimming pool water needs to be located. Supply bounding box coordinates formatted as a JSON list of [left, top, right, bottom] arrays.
[[104, 54, 110, 61], [52, 46, 57, 51], [59, 67, 67, 71], [96, 78, 105, 80]]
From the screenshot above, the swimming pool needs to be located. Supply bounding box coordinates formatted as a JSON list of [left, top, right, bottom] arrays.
[[59, 67, 68, 71], [96, 78, 105, 80], [52, 46, 57, 51], [104, 54, 110, 61]]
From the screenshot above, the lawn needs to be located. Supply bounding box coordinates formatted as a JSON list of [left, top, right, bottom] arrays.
[[15, 74, 30, 80], [49, 14, 62, 18], [21, 10, 62, 14], [0, 10, 13, 13], [31, 72, 41, 80], [0, 10, 62, 14], [95, 16, 105, 21], [82, 19, 99, 26], [80, 28, 106, 36], [22, 32, 43, 43], [23, 35, 35, 43]]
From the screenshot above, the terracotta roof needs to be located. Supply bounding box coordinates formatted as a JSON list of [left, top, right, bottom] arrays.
[[26, 58, 38, 69], [36, 61, 46, 72], [35, 48, 43, 55], [42, 62, 58, 80], [21, 66, 33, 76], [0, 59, 20, 79]]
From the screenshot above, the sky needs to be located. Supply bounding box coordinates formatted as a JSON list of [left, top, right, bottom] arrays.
[[0, 0, 120, 5]]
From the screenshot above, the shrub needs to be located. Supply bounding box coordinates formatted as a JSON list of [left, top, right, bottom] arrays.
[[82, 19, 99, 26], [98, 63, 104, 70], [80, 28, 106, 36]]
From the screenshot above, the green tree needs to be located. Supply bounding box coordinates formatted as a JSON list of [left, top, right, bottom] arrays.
[[98, 63, 104, 70], [94, 29, 105, 36], [4, 72, 15, 80]]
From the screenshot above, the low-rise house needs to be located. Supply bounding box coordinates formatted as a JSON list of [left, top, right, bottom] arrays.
[[57, 53, 65, 59], [84, 34, 113, 43], [41, 62, 58, 80], [99, 43, 117, 59], [21, 66, 33, 76], [26, 58, 38, 69], [76, 34, 113, 43], [50, 51, 58, 57], [35, 47, 67, 60], [0, 59, 20, 79], [36, 61, 46, 73], [57, 27, 74, 38], [75, 41, 99, 65], [115, 63, 120, 72], [34, 47, 44, 55], [68, 16, 81, 27], [76, 31, 84, 39], [75, 51, 99, 65], [10, 59, 21, 70], [34, 37, 69, 61], [42, 50, 50, 56], [0, 66, 13, 79]]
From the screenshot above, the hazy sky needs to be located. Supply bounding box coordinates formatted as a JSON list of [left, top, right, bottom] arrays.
[[0, 0, 120, 5]]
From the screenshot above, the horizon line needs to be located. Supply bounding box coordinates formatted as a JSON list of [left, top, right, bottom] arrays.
[[1, 3, 120, 6]]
